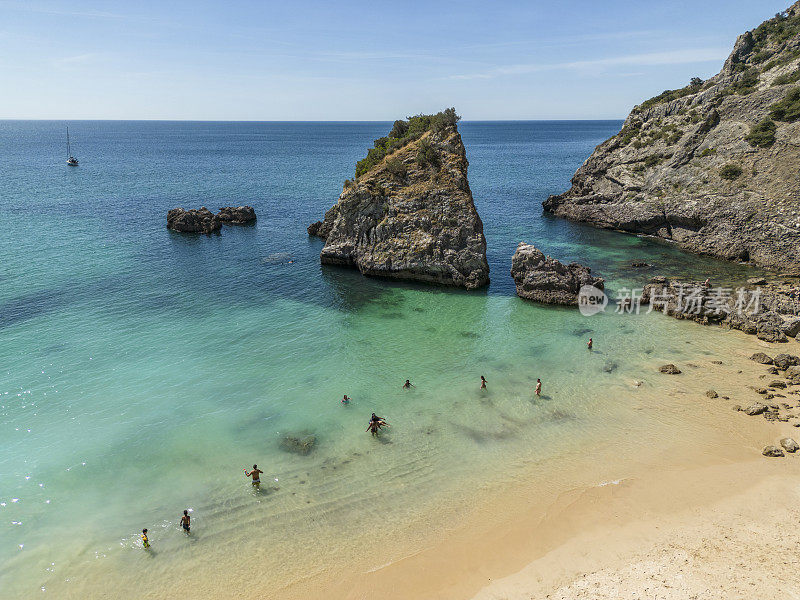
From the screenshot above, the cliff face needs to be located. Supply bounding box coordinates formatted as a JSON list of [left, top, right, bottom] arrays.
[[544, 2, 800, 272], [312, 120, 490, 289]]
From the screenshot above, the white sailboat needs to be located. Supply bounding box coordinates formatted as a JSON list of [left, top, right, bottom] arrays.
[[66, 126, 79, 166]]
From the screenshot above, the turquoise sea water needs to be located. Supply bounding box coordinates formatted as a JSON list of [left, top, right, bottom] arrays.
[[0, 121, 762, 598]]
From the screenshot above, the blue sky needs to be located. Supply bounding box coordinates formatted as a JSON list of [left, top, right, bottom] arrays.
[[0, 0, 791, 120]]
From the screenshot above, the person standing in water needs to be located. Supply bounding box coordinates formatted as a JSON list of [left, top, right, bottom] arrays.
[[480, 375, 487, 389], [367, 413, 389, 436], [342, 395, 350, 404], [180, 510, 190, 534], [244, 464, 263, 487], [535, 378, 542, 396], [403, 379, 415, 389], [587, 338, 593, 350], [141, 528, 150, 549]]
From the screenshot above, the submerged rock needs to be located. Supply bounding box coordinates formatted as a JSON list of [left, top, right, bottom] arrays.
[[167, 207, 221, 234], [217, 206, 256, 224], [279, 433, 317, 455], [510, 243, 604, 305], [659, 364, 681, 374], [311, 111, 489, 290]]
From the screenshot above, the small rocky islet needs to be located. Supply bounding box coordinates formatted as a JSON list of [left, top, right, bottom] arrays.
[[308, 109, 490, 290], [167, 205, 256, 234]]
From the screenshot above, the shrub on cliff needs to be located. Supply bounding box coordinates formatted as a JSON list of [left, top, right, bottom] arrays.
[[745, 118, 777, 147], [353, 108, 459, 178], [769, 87, 800, 121], [384, 157, 407, 177], [772, 68, 800, 86], [416, 138, 440, 168], [719, 163, 743, 180]]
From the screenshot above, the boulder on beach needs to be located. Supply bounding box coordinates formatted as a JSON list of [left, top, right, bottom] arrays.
[[762, 445, 785, 457], [217, 206, 256, 224], [749, 352, 773, 365], [744, 403, 768, 416], [705, 389, 718, 398], [659, 364, 681, 374], [774, 353, 800, 370], [781, 438, 800, 453], [784, 318, 800, 338], [769, 380, 788, 389], [511, 243, 604, 305], [167, 207, 221, 234]]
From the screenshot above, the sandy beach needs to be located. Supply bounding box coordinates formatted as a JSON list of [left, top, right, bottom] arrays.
[[290, 334, 800, 600]]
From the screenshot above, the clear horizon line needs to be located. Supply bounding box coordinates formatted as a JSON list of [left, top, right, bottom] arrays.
[[0, 117, 627, 122]]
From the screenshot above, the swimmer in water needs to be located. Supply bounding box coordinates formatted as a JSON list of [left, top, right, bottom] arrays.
[[180, 510, 190, 534], [480, 375, 487, 389], [403, 379, 415, 389], [244, 464, 263, 487], [141, 528, 150, 549], [342, 395, 350, 404], [367, 413, 389, 436], [587, 338, 593, 350], [535, 378, 542, 396]]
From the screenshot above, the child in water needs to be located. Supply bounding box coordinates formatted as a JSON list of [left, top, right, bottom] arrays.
[[180, 510, 190, 534], [141, 528, 150, 549], [342, 395, 350, 404], [535, 378, 542, 396], [587, 338, 593, 350], [480, 375, 487, 389]]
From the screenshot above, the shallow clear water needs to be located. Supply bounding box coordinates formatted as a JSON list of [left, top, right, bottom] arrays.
[[0, 121, 762, 597]]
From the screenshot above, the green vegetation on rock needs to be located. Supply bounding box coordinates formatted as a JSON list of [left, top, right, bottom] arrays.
[[639, 78, 704, 110], [769, 87, 800, 121], [772, 67, 800, 85], [698, 147, 717, 157], [719, 163, 743, 180], [745, 118, 777, 147], [354, 108, 460, 178]]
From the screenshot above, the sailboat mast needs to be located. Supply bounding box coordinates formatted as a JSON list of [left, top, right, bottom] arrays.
[[66, 126, 71, 157]]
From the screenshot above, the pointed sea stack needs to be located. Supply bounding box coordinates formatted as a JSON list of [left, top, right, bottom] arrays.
[[310, 109, 489, 289], [543, 2, 800, 272]]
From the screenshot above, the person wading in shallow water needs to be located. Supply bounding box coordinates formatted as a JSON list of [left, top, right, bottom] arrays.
[[403, 379, 415, 389], [367, 413, 389, 436], [535, 378, 542, 396], [587, 338, 593, 350], [341, 394, 350, 404], [244, 465, 263, 487], [480, 375, 487, 389], [141, 529, 150, 549], [180, 510, 190, 534]]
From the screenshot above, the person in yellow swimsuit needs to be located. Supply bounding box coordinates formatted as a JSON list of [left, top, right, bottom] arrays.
[[141, 528, 150, 549]]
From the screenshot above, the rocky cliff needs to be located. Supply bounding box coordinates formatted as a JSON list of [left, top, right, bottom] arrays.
[[544, 3, 800, 272], [310, 110, 489, 289]]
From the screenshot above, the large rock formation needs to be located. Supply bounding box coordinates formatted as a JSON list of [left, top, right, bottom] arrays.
[[167, 207, 221, 234], [310, 110, 489, 289], [217, 206, 256, 224], [544, 3, 800, 272], [510, 242, 604, 304]]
